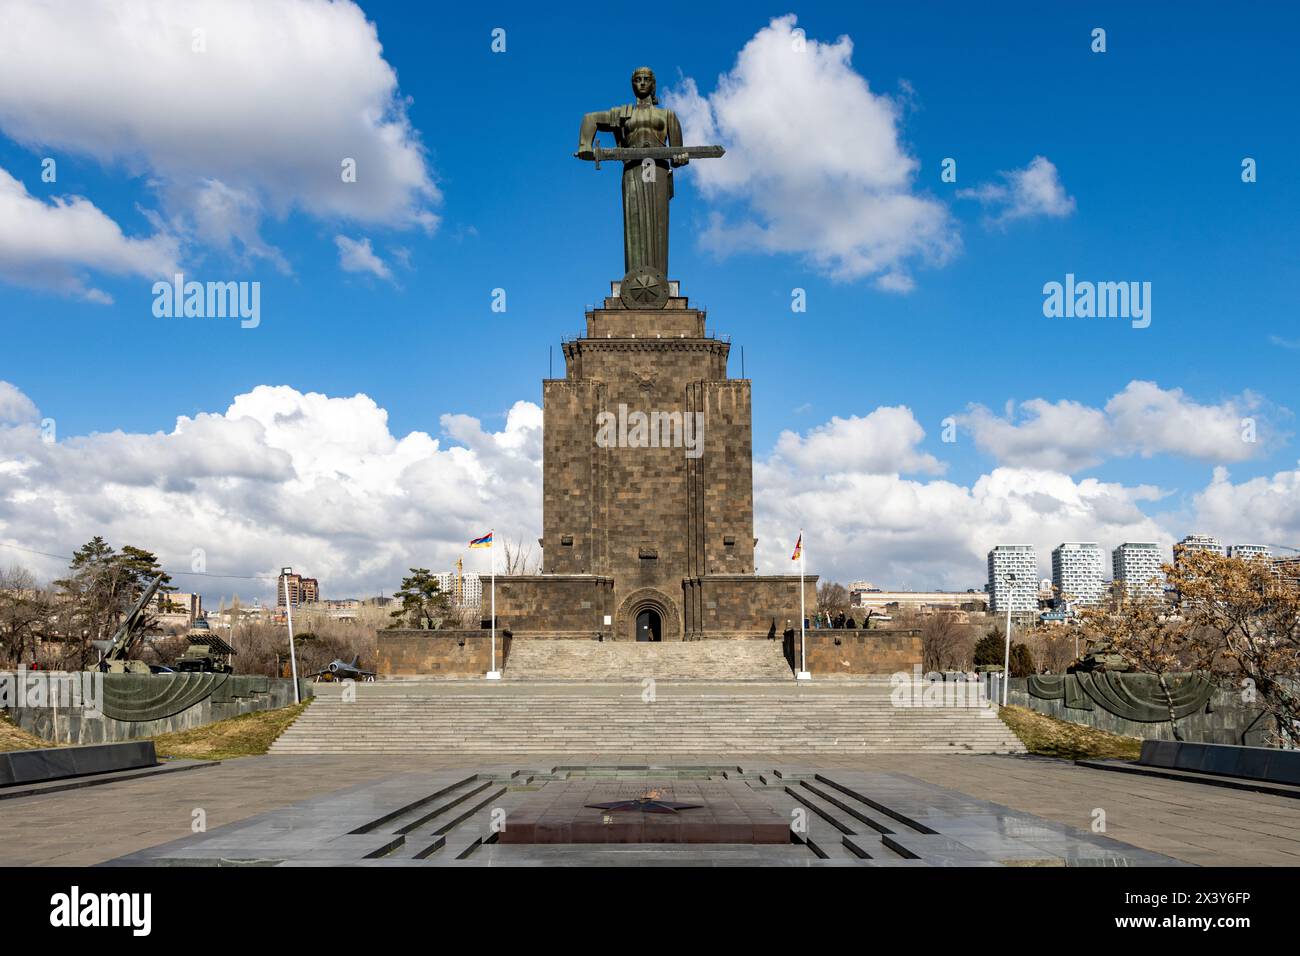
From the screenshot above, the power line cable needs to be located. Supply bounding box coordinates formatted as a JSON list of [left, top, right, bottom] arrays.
[[0, 540, 278, 581]]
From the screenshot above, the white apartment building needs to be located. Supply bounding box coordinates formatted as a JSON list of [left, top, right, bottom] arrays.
[[1174, 534, 1225, 568], [435, 570, 483, 609], [987, 545, 1038, 612], [1112, 542, 1165, 599], [1051, 543, 1106, 609], [1228, 544, 1272, 562]]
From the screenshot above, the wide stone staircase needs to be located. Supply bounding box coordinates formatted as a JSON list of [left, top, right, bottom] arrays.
[[270, 685, 1024, 755], [502, 639, 794, 681]]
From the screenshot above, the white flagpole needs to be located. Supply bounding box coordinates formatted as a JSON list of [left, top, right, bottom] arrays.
[[796, 530, 811, 680], [486, 530, 500, 679]]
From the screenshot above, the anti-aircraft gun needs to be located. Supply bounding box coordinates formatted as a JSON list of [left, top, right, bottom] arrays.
[[93, 573, 165, 674]]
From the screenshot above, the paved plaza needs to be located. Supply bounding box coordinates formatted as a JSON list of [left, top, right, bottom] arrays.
[[2, 751, 1297, 866]]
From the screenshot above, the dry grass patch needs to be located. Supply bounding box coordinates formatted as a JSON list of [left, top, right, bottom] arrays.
[[0, 713, 52, 751], [999, 704, 1143, 761], [153, 700, 312, 761]]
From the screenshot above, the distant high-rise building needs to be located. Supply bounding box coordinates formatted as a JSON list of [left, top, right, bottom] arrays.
[[1228, 544, 1272, 562], [1173, 534, 1225, 570], [435, 570, 483, 609], [987, 545, 1038, 612], [1112, 542, 1165, 599], [1274, 555, 1300, 593], [1051, 543, 1106, 609], [276, 569, 320, 607]]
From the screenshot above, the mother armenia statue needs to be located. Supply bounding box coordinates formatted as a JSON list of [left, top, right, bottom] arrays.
[[575, 67, 724, 309]]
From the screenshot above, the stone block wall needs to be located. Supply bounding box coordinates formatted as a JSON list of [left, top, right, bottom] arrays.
[[792, 629, 923, 676], [489, 575, 615, 636], [683, 575, 818, 639], [686, 381, 755, 577], [378, 630, 511, 678]]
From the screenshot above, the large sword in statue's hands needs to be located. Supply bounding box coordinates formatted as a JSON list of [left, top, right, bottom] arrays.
[[574, 144, 725, 170]]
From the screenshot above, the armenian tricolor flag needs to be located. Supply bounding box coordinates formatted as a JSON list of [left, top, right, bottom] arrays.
[[469, 531, 493, 549], [791, 533, 802, 562]]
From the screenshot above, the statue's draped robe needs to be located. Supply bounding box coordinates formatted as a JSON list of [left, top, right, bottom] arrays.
[[580, 103, 683, 277]]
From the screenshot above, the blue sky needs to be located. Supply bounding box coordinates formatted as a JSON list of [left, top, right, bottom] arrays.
[[0, 1, 1297, 598]]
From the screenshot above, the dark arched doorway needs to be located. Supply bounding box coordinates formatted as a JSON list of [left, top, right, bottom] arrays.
[[635, 608, 662, 642]]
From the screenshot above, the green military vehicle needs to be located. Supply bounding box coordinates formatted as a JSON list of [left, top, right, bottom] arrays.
[[174, 617, 236, 674]]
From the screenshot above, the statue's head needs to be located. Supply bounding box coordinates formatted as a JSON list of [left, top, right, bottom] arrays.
[[631, 66, 658, 105]]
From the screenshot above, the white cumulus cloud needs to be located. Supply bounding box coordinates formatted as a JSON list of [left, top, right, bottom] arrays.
[[0, 381, 40, 425], [959, 381, 1284, 472], [0, 384, 540, 601], [0, 0, 439, 278], [755, 417, 1171, 588], [2, 383, 1294, 602], [665, 14, 958, 290], [958, 155, 1076, 226], [767, 407, 944, 477], [335, 235, 393, 281], [0, 167, 179, 303], [1190, 466, 1300, 550]]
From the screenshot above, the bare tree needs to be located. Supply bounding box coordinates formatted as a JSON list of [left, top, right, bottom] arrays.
[[1166, 550, 1300, 747], [1023, 624, 1079, 674], [921, 613, 965, 672], [501, 537, 541, 574], [231, 612, 379, 679], [817, 581, 849, 617], [0, 565, 52, 667], [1080, 594, 1210, 742]]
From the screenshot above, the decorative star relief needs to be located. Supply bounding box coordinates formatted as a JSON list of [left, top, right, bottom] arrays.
[[585, 794, 703, 814]]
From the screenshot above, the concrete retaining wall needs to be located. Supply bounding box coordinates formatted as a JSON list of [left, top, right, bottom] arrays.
[[0, 741, 157, 785], [1008, 679, 1272, 746], [3, 672, 311, 745]]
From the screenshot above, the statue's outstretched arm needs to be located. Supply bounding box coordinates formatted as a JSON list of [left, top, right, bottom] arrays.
[[577, 110, 618, 159], [667, 110, 688, 167]]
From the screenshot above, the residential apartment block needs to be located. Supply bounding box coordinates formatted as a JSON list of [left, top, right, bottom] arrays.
[[986, 545, 1038, 613], [1051, 542, 1106, 608], [1112, 542, 1165, 599]]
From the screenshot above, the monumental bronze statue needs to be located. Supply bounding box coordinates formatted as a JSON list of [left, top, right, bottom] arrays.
[[576, 67, 724, 308]]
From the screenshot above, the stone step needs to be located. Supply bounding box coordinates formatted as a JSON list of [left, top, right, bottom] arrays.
[[271, 685, 1024, 755], [502, 640, 794, 681]]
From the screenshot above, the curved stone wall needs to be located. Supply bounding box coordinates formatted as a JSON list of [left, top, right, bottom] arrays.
[[1011, 672, 1269, 746], [3, 672, 310, 745]]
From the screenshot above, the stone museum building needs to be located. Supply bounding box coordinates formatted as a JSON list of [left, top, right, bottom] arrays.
[[494, 279, 814, 642], [484, 66, 814, 645]]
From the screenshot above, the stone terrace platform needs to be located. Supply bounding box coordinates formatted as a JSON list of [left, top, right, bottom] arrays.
[[4, 753, 1299, 866], [104, 762, 1183, 867]]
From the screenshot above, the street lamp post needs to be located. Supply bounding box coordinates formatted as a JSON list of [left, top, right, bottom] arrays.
[[282, 566, 300, 704], [1001, 573, 1016, 706]]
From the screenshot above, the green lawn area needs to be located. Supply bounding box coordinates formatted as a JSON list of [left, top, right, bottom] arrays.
[[999, 704, 1144, 761]]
